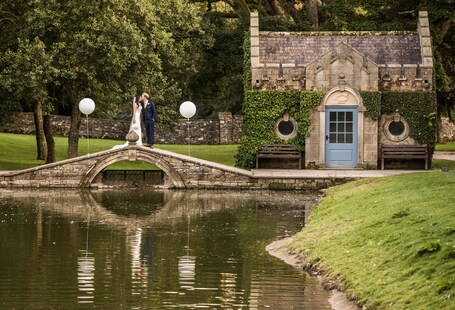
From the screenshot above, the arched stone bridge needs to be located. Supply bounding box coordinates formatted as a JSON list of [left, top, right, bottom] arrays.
[[0, 145, 355, 190], [0, 146, 249, 189]]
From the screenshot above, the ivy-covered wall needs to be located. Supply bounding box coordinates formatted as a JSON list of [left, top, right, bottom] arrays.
[[381, 91, 438, 147], [235, 90, 437, 169], [235, 90, 323, 169]]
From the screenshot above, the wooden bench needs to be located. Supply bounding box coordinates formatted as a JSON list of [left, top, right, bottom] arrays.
[[380, 144, 429, 170], [256, 144, 303, 169]]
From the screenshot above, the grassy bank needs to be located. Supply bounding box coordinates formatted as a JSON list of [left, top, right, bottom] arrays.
[[289, 171, 455, 309], [0, 133, 238, 170]]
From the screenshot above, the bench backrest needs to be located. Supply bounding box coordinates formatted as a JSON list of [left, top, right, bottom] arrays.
[[381, 144, 428, 154], [258, 144, 300, 153]]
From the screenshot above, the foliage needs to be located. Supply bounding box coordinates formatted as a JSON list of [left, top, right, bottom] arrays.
[[186, 14, 244, 118], [243, 30, 252, 92], [0, 0, 210, 128], [319, 0, 418, 31], [235, 90, 323, 169], [360, 91, 381, 120], [289, 171, 455, 309], [381, 91, 438, 147]]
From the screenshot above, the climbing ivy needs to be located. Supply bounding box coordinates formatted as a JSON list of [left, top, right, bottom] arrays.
[[238, 31, 436, 169], [235, 90, 437, 169], [360, 91, 382, 120], [235, 90, 323, 169], [243, 31, 251, 92], [381, 91, 438, 147]]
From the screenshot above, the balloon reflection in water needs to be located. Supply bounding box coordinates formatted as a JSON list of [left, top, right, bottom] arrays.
[[77, 250, 95, 304], [78, 205, 95, 303], [178, 215, 196, 290]]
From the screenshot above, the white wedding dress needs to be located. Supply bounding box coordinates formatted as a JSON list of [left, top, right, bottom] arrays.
[[112, 101, 143, 149]]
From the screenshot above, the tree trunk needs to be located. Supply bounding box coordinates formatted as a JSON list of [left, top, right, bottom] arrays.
[[262, 0, 284, 16], [224, 0, 250, 26], [43, 114, 55, 164], [68, 103, 81, 159], [33, 101, 47, 160], [305, 0, 320, 29], [280, 0, 305, 26], [437, 20, 453, 41]]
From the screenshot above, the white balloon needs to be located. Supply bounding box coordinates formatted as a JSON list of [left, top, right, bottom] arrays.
[[79, 98, 95, 115], [179, 101, 196, 119]]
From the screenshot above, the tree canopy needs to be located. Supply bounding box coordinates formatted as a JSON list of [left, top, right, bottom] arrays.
[[192, 0, 454, 117], [0, 0, 454, 160], [0, 0, 211, 158]]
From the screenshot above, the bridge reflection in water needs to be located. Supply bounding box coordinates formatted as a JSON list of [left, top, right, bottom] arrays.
[[0, 189, 333, 309]]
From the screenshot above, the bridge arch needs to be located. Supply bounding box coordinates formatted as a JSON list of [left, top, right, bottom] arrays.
[[79, 148, 185, 188]]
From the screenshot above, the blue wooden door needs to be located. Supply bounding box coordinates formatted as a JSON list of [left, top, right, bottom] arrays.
[[325, 107, 358, 168]]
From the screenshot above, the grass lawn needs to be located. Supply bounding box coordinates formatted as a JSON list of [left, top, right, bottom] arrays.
[[289, 171, 455, 309], [1, 132, 453, 171], [0, 133, 238, 170], [435, 141, 455, 152]]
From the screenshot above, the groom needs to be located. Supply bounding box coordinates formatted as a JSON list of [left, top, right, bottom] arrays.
[[140, 92, 156, 148]]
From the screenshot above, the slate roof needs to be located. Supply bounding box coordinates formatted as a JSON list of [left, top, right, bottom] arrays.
[[259, 32, 422, 66]]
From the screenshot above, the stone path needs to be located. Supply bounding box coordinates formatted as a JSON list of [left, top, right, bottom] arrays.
[[433, 151, 455, 161]]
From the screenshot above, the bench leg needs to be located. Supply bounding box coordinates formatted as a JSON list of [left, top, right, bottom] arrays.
[[256, 158, 259, 169], [381, 158, 384, 170]]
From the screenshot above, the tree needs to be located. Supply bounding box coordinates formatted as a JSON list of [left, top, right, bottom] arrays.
[[0, 0, 211, 160]]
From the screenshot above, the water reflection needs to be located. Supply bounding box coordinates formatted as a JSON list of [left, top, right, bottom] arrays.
[[130, 228, 149, 295], [0, 188, 331, 309], [179, 215, 196, 291], [78, 204, 95, 303], [77, 250, 95, 303]]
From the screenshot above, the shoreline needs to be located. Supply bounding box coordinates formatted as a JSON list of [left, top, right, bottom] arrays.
[[266, 237, 362, 310]]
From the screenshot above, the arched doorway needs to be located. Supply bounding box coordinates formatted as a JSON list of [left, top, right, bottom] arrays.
[[319, 87, 365, 168]]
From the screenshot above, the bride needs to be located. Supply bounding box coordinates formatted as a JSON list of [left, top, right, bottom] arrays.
[[112, 95, 143, 149]]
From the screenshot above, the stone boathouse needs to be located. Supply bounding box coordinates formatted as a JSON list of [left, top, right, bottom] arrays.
[[241, 11, 437, 169]]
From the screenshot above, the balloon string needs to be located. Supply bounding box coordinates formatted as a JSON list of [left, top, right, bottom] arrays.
[[187, 119, 190, 156], [86, 114, 90, 155]]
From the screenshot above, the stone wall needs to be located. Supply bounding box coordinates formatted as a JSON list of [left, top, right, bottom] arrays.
[[0, 112, 243, 145], [439, 117, 455, 143], [1, 112, 452, 145]]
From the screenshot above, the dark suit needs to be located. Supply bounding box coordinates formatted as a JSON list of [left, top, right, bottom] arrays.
[[142, 100, 156, 145]]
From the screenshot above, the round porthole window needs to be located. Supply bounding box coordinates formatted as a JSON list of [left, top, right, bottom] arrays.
[[275, 113, 297, 140], [383, 114, 410, 142], [388, 121, 405, 136]]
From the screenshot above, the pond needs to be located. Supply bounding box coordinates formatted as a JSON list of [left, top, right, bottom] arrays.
[[0, 189, 334, 309]]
